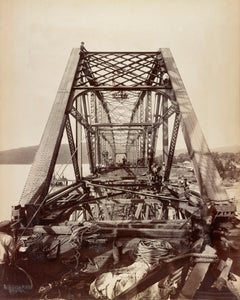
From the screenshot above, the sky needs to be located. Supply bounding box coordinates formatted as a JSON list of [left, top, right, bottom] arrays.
[[0, 0, 239, 151]]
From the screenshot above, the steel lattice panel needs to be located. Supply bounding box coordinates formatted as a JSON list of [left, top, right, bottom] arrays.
[[75, 52, 166, 88]]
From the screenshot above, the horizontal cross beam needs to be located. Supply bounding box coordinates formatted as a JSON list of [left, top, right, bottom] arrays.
[[99, 128, 144, 131], [87, 51, 160, 55], [86, 181, 187, 203], [92, 123, 152, 127], [73, 86, 170, 91]]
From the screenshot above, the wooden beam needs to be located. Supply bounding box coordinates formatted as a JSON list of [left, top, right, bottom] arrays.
[[178, 245, 216, 299], [115, 255, 190, 300]]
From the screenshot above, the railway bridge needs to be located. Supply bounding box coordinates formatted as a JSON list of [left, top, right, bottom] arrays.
[[9, 44, 239, 299]]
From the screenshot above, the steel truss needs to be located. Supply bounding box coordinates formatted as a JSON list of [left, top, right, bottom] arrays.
[[17, 42, 236, 240], [13, 44, 238, 300]]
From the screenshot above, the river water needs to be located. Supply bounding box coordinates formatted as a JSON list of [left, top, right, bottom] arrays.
[[0, 164, 90, 221], [0, 164, 239, 221]]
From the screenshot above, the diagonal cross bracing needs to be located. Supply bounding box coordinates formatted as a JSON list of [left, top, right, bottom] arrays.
[[161, 48, 229, 202], [20, 49, 80, 205], [19, 45, 231, 213]]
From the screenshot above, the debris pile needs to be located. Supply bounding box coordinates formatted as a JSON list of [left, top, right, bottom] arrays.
[[90, 239, 173, 299]]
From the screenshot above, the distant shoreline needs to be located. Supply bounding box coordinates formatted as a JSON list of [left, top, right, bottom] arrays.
[[0, 144, 239, 165], [0, 144, 88, 165]]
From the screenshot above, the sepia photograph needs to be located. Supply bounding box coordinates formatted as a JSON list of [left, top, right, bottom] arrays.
[[0, 0, 239, 299]]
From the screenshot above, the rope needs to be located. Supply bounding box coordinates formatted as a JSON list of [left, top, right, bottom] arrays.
[[135, 239, 173, 265], [16, 265, 34, 290]]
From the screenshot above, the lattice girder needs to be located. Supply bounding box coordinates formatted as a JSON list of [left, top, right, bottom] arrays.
[[19, 44, 232, 211]]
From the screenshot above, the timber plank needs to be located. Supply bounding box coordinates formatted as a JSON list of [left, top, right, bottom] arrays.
[[178, 245, 216, 299]]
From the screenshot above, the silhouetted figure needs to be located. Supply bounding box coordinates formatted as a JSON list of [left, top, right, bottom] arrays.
[[0, 221, 14, 293]]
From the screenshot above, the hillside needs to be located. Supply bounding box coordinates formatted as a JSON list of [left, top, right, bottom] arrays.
[[156, 145, 240, 157], [0, 144, 239, 165], [0, 144, 88, 164]]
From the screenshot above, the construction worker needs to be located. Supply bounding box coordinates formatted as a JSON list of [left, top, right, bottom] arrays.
[[0, 222, 32, 297], [151, 163, 158, 181], [0, 221, 14, 291], [156, 165, 163, 193], [162, 72, 170, 85], [183, 178, 190, 199]]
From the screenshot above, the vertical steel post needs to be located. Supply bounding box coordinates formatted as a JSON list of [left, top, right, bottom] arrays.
[[95, 96, 101, 165], [82, 94, 95, 173], [162, 95, 168, 165], [151, 93, 161, 156], [65, 116, 81, 182], [164, 113, 181, 181], [146, 91, 153, 168], [76, 96, 83, 179]]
